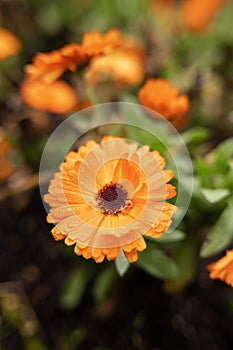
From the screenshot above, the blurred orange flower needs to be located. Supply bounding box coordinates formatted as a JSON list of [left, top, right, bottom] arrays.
[[24, 29, 126, 84], [0, 130, 14, 182], [86, 50, 144, 86], [25, 44, 86, 83], [0, 27, 21, 61], [207, 250, 233, 287], [44, 136, 176, 263], [181, 0, 226, 32], [81, 28, 125, 56], [21, 79, 78, 114], [138, 78, 190, 128]]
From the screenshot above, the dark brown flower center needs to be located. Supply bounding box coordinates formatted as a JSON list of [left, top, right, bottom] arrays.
[[96, 183, 129, 215]]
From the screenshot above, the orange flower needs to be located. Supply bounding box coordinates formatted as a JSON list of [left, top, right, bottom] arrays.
[[0, 27, 21, 61], [207, 250, 233, 287], [181, 0, 226, 32], [138, 78, 190, 128], [25, 44, 86, 83], [86, 50, 144, 86], [21, 79, 78, 114], [44, 136, 176, 263], [81, 28, 125, 56]]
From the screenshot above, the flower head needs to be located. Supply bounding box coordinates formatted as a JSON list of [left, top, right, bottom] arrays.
[[0, 27, 21, 61], [138, 78, 190, 128], [25, 44, 86, 83], [21, 79, 78, 114], [44, 136, 176, 263], [181, 0, 226, 33], [85, 50, 144, 87], [207, 250, 233, 287]]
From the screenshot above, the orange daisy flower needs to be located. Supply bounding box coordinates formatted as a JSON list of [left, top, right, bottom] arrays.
[[138, 78, 190, 128], [25, 44, 86, 83], [181, 0, 226, 33], [44, 136, 176, 263], [0, 27, 21, 61], [81, 28, 125, 56], [85, 50, 144, 87], [21, 79, 78, 114], [207, 250, 233, 287]]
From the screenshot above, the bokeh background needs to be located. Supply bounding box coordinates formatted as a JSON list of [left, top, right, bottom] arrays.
[[1, 0, 233, 349]]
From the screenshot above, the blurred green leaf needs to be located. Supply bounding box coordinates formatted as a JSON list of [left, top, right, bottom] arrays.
[[60, 266, 93, 310], [136, 243, 179, 279], [93, 265, 118, 302], [201, 188, 230, 204], [115, 249, 130, 276], [181, 127, 210, 145], [154, 230, 186, 243], [200, 198, 233, 258], [24, 336, 49, 350], [164, 237, 198, 292]]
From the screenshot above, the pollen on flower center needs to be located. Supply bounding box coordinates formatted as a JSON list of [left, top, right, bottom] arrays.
[[96, 182, 129, 215]]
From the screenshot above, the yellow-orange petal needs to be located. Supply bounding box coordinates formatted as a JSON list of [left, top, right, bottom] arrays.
[[124, 249, 138, 263], [207, 250, 233, 287], [0, 27, 21, 61], [166, 184, 176, 199], [21, 79, 78, 114], [51, 227, 66, 241]]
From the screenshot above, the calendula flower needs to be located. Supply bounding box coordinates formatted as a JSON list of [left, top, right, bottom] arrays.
[[138, 78, 190, 128], [207, 250, 233, 287], [181, 0, 226, 33], [21, 79, 78, 114], [81, 28, 125, 56], [85, 50, 144, 86], [0, 27, 21, 61], [25, 44, 86, 83], [44, 136, 176, 263]]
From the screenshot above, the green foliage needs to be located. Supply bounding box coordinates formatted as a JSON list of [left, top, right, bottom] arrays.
[[59, 265, 94, 310], [200, 199, 233, 258], [136, 242, 180, 279]]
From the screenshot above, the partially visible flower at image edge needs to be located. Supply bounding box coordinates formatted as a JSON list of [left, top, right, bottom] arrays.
[[0, 27, 21, 61], [44, 136, 177, 263], [207, 250, 233, 287], [138, 78, 190, 129], [181, 0, 226, 33]]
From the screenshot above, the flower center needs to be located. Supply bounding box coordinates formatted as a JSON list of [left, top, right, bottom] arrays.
[[96, 183, 129, 215]]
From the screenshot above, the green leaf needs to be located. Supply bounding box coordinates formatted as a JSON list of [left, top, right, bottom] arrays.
[[136, 243, 179, 279], [201, 188, 230, 204], [93, 265, 117, 302], [60, 266, 93, 310], [200, 199, 233, 258], [114, 249, 130, 276], [181, 127, 210, 145], [154, 230, 186, 243]]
